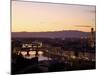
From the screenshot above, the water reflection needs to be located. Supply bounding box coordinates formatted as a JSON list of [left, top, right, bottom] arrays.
[[38, 51, 43, 55], [21, 51, 27, 56], [29, 51, 36, 55], [20, 51, 51, 61]]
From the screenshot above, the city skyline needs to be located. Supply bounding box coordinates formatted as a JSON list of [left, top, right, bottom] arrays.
[[12, 1, 96, 32]]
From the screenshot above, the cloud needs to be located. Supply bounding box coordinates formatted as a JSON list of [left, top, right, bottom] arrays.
[[74, 25, 92, 28]]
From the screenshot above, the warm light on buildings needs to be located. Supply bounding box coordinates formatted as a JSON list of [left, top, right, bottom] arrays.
[[29, 51, 36, 55], [38, 51, 44, 55], [21, 51, 27, 56]]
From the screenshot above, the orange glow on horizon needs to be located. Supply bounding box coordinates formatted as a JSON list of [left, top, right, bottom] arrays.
[[12, 1, 96, 32]]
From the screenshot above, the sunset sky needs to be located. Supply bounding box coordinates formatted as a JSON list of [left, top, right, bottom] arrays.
[[12, 1, 96, 32]]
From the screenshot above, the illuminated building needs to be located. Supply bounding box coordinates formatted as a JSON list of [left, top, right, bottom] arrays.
[[89, 28, 95, 48]]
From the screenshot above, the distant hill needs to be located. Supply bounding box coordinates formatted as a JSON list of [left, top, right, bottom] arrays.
[[12, 30, 92, 38]]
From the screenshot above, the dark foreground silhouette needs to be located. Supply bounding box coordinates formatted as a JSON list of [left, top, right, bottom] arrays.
[[11, 55, 95, 75]]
